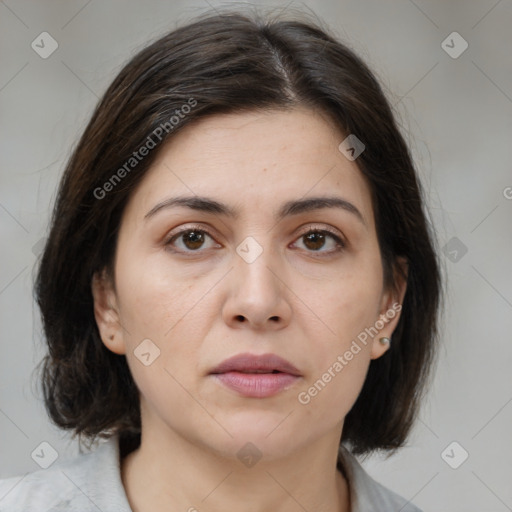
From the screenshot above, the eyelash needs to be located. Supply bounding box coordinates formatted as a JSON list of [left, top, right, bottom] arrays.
[[164, 224, 346, 257]]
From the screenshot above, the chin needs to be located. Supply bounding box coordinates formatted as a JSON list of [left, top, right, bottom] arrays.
[[211, 413, 306, 459]]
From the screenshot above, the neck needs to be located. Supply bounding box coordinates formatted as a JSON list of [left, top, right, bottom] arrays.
[[120, 426, 351, 512]]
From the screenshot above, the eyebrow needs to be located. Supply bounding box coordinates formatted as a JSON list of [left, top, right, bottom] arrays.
[[144, 195, 366, 227]]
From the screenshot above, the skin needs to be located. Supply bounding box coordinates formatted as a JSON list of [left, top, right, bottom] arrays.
[[92, 106, 407, 512]]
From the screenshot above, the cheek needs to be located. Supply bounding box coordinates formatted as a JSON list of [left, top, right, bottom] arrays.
[[296, 249, 383, 395], [296, 341, 371, 431], [115, 251, 203, 339], [295, 272, 378, 419], [115, 253, 219, 386], [305, 260, 383, 344]]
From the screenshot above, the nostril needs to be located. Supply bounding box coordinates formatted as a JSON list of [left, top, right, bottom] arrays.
[[235, 315, 245, 322]]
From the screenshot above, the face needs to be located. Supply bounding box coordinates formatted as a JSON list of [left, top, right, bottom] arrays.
[[92, 106, 406, 462]]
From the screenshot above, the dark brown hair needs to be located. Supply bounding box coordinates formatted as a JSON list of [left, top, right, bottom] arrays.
[[33, 7, 442, 457]]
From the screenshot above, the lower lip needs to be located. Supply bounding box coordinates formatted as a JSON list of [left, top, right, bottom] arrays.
[[212, 371, 300, 398]]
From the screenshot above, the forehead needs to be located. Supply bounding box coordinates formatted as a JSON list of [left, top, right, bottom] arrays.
[[160, 107, 343, 169], [122, 107, 374, 225]]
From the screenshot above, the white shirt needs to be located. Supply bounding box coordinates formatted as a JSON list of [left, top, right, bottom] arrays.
[[0, 434, 422, 511]]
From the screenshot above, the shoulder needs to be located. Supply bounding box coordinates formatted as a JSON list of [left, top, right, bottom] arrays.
[[0, 434, 132, 512], [338, 445, 423, 512]]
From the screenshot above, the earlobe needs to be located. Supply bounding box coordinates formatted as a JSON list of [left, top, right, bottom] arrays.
[[91, 269, 126, 355], [370, 336, 392, 360]]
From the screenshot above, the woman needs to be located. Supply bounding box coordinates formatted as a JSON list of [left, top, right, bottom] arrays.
[[0, 8, 441, 511]]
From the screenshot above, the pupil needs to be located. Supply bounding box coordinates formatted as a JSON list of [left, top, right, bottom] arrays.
[[184, 231, 204, 249], [305, 232, 324, 250]]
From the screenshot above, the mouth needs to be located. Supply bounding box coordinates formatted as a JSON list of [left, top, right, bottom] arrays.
[[211, 371, 300, 398], [209, 352, 301, 376], [209, 352, 302, 398], [228, 369, 283, 374]]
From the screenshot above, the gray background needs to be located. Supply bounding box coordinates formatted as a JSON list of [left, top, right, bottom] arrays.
[[1, 1, 511, 510]]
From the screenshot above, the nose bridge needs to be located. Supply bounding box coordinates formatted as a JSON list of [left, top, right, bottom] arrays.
[[224, 233, 290, 327], [234, 234, 281, 298]]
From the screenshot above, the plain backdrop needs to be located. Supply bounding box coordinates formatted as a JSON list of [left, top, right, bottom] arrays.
[[1, 1, 511, 511]]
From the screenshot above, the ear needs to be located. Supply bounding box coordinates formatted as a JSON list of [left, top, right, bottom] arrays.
[[370, 257, 408, 360], [91, 268, 126, 355]]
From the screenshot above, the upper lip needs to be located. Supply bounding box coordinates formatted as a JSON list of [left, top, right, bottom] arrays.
[[210, 352, 301, 376]]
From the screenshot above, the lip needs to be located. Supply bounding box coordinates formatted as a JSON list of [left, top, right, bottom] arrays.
[[210, 352, 301, 376], [209, 352, 302, 398]]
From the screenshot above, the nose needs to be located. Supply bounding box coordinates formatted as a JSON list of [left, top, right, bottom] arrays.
[[222, 245, 292, 330]]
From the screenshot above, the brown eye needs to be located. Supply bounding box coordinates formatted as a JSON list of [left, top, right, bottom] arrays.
[[293, 228, 345, 255], [165, 227, 219, 253], [303, 231, 327, 251], [181, 230, 206, 250]]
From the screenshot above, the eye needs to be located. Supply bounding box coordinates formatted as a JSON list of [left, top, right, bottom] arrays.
[[164, 225, 220, 253], [292, 227, 345, 255], [164, 225, 345, 256]]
